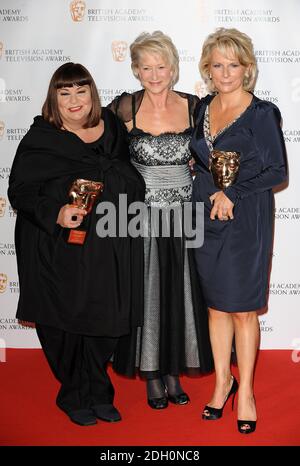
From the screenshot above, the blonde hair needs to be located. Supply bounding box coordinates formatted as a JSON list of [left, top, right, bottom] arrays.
[[199, 28, 258, 92], [130, 31, 179, 87]]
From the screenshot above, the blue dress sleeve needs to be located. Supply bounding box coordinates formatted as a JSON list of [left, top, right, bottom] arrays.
[[224, 103, 287, 204]]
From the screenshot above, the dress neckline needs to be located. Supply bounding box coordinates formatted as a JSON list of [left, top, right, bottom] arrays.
[[129, 126, 192, 138], [130, 89, 193, 137], [207, 94, 254, 141]]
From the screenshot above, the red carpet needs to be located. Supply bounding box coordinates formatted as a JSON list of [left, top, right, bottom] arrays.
[[0, 349, 299, 446]]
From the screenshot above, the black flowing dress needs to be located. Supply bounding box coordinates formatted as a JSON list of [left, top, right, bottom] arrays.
[[8, 108, 145, 337], [110, 90, 213, 377], [191, 94, 287, 312]]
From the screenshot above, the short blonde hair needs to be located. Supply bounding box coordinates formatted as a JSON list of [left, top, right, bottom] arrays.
[[199, 28, 258, 93], [130, 31, 179, 87]]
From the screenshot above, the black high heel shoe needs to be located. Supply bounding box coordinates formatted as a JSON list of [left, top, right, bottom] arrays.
[[147, 378, 168, 409], [237, 420, 256, 434], [162, 375, 190, 405], [202, 375, 238, 420], [147, 395, 168, 409], [237, 396, 257, 434], [167, 391, 190, 405]]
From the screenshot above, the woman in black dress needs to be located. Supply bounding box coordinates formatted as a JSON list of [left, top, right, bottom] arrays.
[[8, 63, 145, 426], [191, 28, 287, 433], [110, 31, 213, 409]]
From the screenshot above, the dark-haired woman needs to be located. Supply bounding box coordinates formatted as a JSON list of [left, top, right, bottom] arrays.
[[8, 63, 145, 426]]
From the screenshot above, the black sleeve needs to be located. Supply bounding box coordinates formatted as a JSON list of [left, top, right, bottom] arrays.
[[107, 92, 133, 122], [8, 144, 62, 235], [191, 94, 201, 126]]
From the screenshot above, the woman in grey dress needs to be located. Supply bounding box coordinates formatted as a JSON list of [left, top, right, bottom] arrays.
[[110, 31, 213, 409]]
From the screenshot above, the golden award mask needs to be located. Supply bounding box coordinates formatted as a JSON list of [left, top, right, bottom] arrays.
[[111, 41, 128, 62], [67, 179, 104, 245], [0, 273, 8, 293], [209, 150, 240, 189]]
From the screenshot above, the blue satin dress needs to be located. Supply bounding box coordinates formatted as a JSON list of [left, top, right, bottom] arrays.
[[191, 94, 287, 312]]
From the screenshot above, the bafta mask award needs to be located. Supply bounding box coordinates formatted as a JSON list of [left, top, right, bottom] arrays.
[[67, 179, 104, 245], [209, 150, 240, 189]]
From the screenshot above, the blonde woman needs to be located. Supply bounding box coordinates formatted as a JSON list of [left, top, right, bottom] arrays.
[[191, 28, 287, 433], [110, 31, 213, 409]]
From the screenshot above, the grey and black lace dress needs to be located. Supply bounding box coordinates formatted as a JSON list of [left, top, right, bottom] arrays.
[[110, 90, 213, 377]]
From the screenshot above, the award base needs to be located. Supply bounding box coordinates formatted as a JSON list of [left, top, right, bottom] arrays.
[[67, 229, 87, 245]]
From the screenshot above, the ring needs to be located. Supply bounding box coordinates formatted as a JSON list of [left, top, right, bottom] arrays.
[[71, 215, 77, 221]]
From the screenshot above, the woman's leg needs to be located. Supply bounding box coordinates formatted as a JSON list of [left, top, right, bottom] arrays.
[[232, 311, 259, 428], [145, 372, 168, 409], [204, 308, 235, 411], [36, 324, 89, 413], [35, 324, 97, 425], [84, 335, 121, 422], [84, 335, 117, 406]]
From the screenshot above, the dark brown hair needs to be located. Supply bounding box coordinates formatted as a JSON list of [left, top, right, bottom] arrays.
[[42, 62, 101, 129]]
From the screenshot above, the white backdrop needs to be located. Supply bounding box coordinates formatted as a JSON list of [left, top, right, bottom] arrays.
[[0, 0, 299, 349]]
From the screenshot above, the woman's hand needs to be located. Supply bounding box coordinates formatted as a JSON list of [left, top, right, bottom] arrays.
[[209, 191, 234, 221], [56, 204, 87, 228]]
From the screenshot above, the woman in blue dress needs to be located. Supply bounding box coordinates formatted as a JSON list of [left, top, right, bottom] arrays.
[[191, 28, 287, 433], [110, 31, 213, 409]]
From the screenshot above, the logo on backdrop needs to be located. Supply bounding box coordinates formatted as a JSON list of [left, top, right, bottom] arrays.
[[111, 41, 128, 62], [8, 204, 17, 218], [0, 168, 11, 182], [275, 207, 300, 220], [0, 9, 28, 22], [0, 88, 30, 103], [194, 81, 208, 99], [0, 275, 18, 294], [0, 78, 5, 100], [255, 89, 279, 104], [195, 0, 210, 22], [85, 7, 154, 23], [259, 319, 273, 333], [0, 273, 8, 293], [0, 243, 15, 256], [269, 282, 300, 296], [70, 0, 86, 22], [0, 197, 6, 217], [0, 318, 35, 331], [98, 88, 137, 104], [214, 9, 280, 23], [255, 49, 300, 64], [178, 49, 195, 64], [0, 120, 5, 139], [3, 43, 71, 63], [0, 125, 28, 142], [282, 130, 300, 144]]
